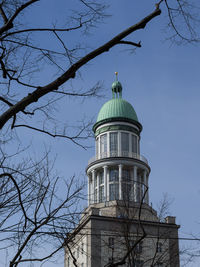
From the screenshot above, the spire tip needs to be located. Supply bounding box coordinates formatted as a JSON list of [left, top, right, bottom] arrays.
[[115, 72, 118, 81]]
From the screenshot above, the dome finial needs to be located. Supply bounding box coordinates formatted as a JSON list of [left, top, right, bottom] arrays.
[[112, 72, 122, 99], [115, 71, 118, 81]]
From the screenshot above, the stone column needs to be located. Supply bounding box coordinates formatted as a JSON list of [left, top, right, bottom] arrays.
[[131, 168, 134, 201], [103, 166, 108, 202], [129, 133, 131, 157], [97, 172, 99, 203], [118, 132, 121, 157], [107, 167, 110, 201], [138, 175, 141, 203], [98, 137, 100, 159], [107, 132, 110, 157], [119, 164, 123, 200], [88, 175, 91, 206], [133, 166, 138, 202], [92, 170, 96, 204]]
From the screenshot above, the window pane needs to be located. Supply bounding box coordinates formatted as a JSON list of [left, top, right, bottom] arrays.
[[94, 176, 97, 187], [121, 132, 129, 152], [94, 189, 97, 203], [99, 171, 104, 184], [100, 134, 107, 155], [109, 183, 119, 200], [138, 139, 140, 154], [122, 183, 132, 201], [109, 169, 119, 182], [132, 134, 137, 153], [122, 169, 131, 181], [99, 185, 104, 202], [110, 132, 118, 154]]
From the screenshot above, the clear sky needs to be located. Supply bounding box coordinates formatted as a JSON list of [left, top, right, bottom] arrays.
[[5, 1, 200, 266]]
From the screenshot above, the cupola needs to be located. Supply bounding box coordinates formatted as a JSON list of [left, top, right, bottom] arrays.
[[93, 74, 142, 133]]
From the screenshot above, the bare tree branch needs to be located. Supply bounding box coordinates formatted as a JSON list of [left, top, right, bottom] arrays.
[[0, 0, 40, 35], [0, 6, 161, 130], [118, 40, 141, 47]]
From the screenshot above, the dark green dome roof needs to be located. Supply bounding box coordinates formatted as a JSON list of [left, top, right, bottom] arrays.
[[93, 77, 142, 133], [96, 98, 139, 123]]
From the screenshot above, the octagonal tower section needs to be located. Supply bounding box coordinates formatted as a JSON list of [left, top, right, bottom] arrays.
[[86, 79, 151, 216]]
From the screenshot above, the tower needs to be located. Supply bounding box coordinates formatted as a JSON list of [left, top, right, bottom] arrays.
[[65, 77, 180, 267], [87, 76, 149, 209]]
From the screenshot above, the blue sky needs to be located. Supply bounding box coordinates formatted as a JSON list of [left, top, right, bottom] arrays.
[[4, 0, 200, 266]]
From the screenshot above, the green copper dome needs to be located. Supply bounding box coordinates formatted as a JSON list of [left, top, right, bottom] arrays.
[[96, 98, 138, 123], [93, 77, 142, 133]]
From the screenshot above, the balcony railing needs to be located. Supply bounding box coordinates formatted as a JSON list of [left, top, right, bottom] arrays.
[[88, 151, 148, 165]]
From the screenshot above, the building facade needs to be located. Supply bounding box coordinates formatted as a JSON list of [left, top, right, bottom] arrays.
[[65, 78, 180, 267]]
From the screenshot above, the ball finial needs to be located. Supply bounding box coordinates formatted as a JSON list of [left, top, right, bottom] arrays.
[[112, 72, 122, 98]]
